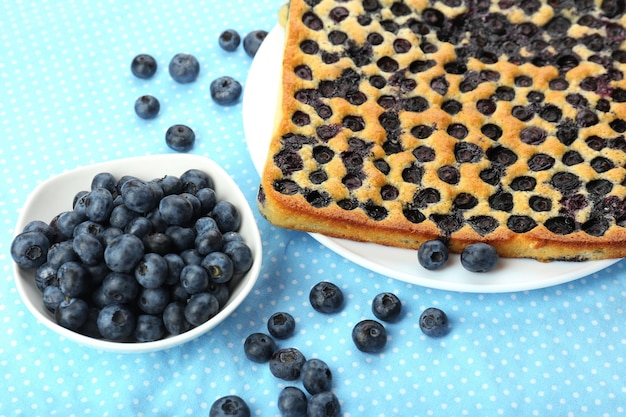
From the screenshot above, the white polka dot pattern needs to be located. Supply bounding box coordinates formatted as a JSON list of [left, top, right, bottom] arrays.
[[1, 1, 626, 417]]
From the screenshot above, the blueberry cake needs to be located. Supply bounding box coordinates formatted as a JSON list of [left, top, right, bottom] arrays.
[[257, 0, 626, 261]]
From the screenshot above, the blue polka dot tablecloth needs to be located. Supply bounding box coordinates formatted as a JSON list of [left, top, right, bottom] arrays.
[[2, 1, 626, 416]]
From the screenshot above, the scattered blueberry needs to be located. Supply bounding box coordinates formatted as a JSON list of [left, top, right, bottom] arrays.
[[11, 230, 51, 269], [460, 242, 499, 272], [277, 386, 307, 417], [134, 95, 160, 119], [55, 298, 89, 331], [210, 76, 243, 105], [165, 124, 196, 152], [417, 239, 449, 270], [301, 358, 332, 395], [372, 292, 402, 323], [97, 303, 137, 340], [352, 319, 387, 353], [243, 332, 276, 363], [309, 281, 344, 314], [168, 53, 200, 83], [267, 311, 296, 339], [307, 391, 341, 417], [269, 347, 306, 381], [130, 53, 157, 79], [419, 307, 449, 338], [243, 30, 268, 57], [209, 395, 250, 417], [218, 29, 241, 52]]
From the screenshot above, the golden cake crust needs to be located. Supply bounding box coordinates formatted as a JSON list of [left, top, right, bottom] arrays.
[[258, 0, 626, 261]]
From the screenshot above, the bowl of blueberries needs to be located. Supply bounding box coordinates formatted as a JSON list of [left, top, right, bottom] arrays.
[[11, 154, 262, 353]]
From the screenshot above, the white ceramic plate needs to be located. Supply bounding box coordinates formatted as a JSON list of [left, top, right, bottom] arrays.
[[13, 154, 262, 353], [243, 25, 619, 293]]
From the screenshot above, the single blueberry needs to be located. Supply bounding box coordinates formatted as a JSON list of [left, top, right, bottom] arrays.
[[180, 169, 214, 194], [165, 226, 196, 252], [352, 319, 387, 353], [97, 303, 137, 340], [211, 200, 241, 233], [156, 174, 184, 196], [267, 311, 296, 339], [138, 286, 170, 315], [165, 124, 196, 152], [210, 76, 243, 105], [134, 95, 160, 119], [131, 53, 157, 79], [164, 252, 186, 285], [209, 395, 250, 417], [91, 172, 117, 194], [120, 178, 160, 213], [180, 248, 204, 266], [133, 314, 166, 342], [35, 263, 58, 292], [301, 358, 332, 395], [46, 240, 77, 269], [180, 264, 210, 294], [307, 391, 341, 417], [222, 240, 254, 277], [57, 261, 89, 298], [102, 272, 140, 304], [23, 220, 56, 243], [134, 253, 168, 289], [269, 347, 306, 380], [419, 307, 450, 337], [42, 285, 65, 312], [54, 210, 86, 240], [194, 216, 219, 235], [277, 386, 307, 417], [309, 281, 344, 314], [55, 298, 89, 331], [125, 215, 154, 238], [109, 204, 139, 229], [417, 239, 449, 270], [184, 292, 220, 326], [207, 282, 230, 308], [159, 194, 195, 226], [460, 242, 499, 272], [11, 230, 51, 269], [371, 292, 402, 322], [168, 53, 200, 83], [243, 30, 268, 57], [103, 233, 145, 273], [195, 228, 224, 256], [162, 302, 192, 335], [218, 29, 241, 52], [72, 232, 104, 266], [196, 187, 217, 213], [244, 332, 277, 363], [142, 232, 172, 255], [201, 251, 234, 284], [83, 187, 114, 223]]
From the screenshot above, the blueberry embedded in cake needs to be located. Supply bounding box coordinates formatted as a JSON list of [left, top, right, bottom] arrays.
[[258, 0, 626, 261]]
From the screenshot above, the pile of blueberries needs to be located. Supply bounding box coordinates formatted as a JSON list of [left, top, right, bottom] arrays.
[[11, 169, 254, 343], [131, 28, 268, 152], [223, 281, 449, 417]]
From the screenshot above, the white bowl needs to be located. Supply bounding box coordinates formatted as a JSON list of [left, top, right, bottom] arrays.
[[13, 154, 262, 353]]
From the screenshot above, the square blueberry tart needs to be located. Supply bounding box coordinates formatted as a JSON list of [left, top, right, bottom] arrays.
[[257, 0, 626, 261]]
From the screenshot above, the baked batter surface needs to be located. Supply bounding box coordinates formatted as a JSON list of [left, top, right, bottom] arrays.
[[258, 0, 626, 261]]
